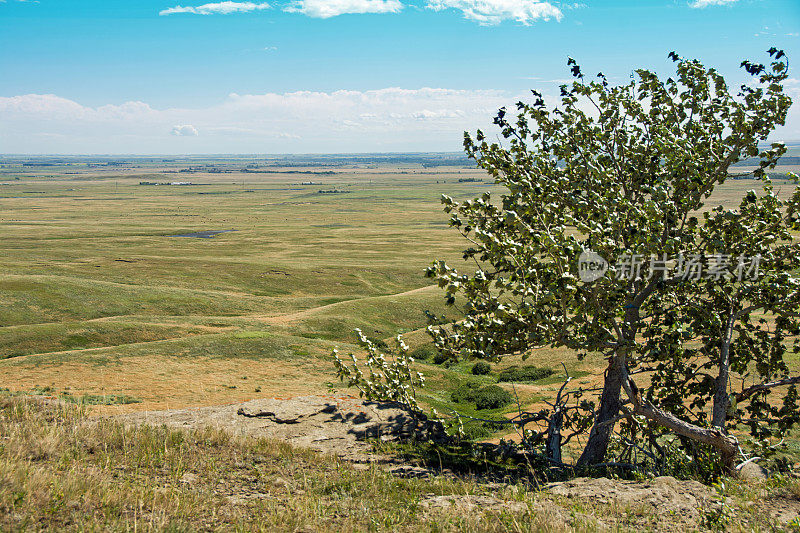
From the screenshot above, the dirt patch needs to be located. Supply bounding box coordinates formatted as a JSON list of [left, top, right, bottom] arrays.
[[115, 395, 438, 462], [765, 494, 800, 525]]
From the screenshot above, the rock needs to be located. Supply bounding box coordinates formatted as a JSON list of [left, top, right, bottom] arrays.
[[271, 477, 291, 489], [179, 472, 199, 485], [115, 395, 441, 462], [388, 465, 436, 478], [545, 476, 713, 519], [237, 398, 330, 423], [737, 460, 771, 481]]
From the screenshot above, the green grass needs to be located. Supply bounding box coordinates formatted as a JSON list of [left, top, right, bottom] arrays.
[[62, 392, 142, 405], [0, 320, 213, 359]]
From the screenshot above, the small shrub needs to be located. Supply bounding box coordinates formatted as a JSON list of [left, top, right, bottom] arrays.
[[432, 351, 450, 365], [452, 382, 513, 410], [451, 381, 481, 403], [473, 385, 513, 410], [409, 345, 436, 361], [63, 394, 142, 406], [366, 337, 389, 350], [333, 329, 425, 415], [461, 421, 494, 440], [497, 365, 554, 383], [471, 361, 491, 375]]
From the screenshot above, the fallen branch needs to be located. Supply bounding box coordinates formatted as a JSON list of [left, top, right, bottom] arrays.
[[735, 375, 800, 402], [621, 372, 741, 471]]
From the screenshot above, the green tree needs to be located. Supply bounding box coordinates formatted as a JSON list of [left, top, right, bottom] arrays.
[[426, 49, 798, 469]]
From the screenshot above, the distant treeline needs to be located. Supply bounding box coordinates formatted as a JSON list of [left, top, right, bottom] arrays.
[[732, 156, 800, 166], [243, 169, 336, 175], [139, 181, 195, 186]]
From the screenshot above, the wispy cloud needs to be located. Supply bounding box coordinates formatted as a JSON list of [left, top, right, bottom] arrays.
[[688, 0, 737, 8], [159, 1, 270, 16], [426, 0, 562, 25], [284, 0, 402, 18]]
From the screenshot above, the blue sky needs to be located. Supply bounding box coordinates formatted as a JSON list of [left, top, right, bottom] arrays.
[[1, 0, 799, 154]]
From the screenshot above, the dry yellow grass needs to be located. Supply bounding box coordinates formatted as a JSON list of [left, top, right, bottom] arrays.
[[1, 397, 796, 532]]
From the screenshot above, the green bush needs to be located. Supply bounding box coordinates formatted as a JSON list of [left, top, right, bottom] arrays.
[[451, 381, 512, 410], [460, 421, 494, 440], [366, 337, 389, 350], [432, 351, 450, 365], [451, 381, 481, 403], [409, 345, 436, 361], [496, 365, 554, 383], [473, 385, 513, 410], [471, 361, 491, 375]]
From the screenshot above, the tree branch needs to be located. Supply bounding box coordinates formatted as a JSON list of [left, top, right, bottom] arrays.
[[621, 371, 741, 470], [735, 375, 800, 402]]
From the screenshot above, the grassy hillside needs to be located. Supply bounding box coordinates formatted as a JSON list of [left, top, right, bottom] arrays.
[[2, 397, 798, 532], [0, 159, 797, 428]]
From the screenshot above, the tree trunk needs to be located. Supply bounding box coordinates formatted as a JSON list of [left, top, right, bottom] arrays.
[[546, 406, 563, 463], [577, 353, 625, 466], [712, 341, 730, 429], [712, 309, 735, 429]]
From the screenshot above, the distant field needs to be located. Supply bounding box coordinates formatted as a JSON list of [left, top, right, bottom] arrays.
[[0, 156, 493, 412], [0, 156, 797, 446]]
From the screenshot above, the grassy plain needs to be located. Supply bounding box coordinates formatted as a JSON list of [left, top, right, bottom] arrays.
[[0, 156, 497, 412], [0, 154, 797, 437], [2, 155, 800, 531]]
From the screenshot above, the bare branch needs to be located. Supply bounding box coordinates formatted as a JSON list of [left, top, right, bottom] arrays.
[[735, 375, 800, 402]]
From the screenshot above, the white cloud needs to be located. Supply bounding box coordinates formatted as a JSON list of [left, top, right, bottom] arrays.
[[159, 1, 270, 16], [0, 94, 156, 121], [426, 0, 562, 25], [3, 85, 799, 153], [410, 109, 465, 119], [171, 124, 199, 136], [284, 0, 402, 18], [0, 94, 87, 117], [0, 88, 518, 152], [688, 0, 737, 8]]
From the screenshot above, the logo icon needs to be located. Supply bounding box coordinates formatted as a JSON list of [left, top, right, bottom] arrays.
[[578, 249, 608, 282]]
